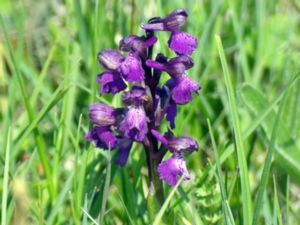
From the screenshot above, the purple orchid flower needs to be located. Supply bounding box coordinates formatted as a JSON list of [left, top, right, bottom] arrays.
[[157, 153, 190, 186], [97, 71, 127, 94], [146, 55, 194, 76], [166, 73, 201, 104], [98, 49, 145, 82], [140, 9, 188, 31], [98, 49, 125, 70], [168, 31, 198, 55], [88, 103, 116, 127], [85, 127, 117, 150], [122, 86, 148, 106], [119, 35, 157, 55], [151, 129, 198, 153], [120, 53, 145, 82], [87, 9, 200, 190], [119, 105, 149, 142]]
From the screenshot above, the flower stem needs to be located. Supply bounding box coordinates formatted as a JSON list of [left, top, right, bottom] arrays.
[[144, 144, 164, 206], [143, 29, 164, 212], [149, 151, 164, 205]]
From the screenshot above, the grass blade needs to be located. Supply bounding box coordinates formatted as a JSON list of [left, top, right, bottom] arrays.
[[207, 119, 235, 225], [215, 35, 252, 224], [46, 171, 74, 225], [1, 127, 11, 225], [74, 0, 89, 64], [273, 176, 283, 225], [115, 190, 135, 225], [286, 176, 290, 225], [252, 89, 287, 225], [228, 0, 251, 81], [98, 153, 112, 225], [31, 42, 58, 105], [153, 177, 183, 225], [81, 207, 99, 225], [14, 84, 71, 148]]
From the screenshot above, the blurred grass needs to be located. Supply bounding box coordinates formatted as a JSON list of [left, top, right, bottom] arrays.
[[216, 35, 252, 224], [1, 0, 300, 224]]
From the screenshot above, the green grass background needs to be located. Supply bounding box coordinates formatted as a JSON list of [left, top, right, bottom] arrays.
[[1, 0, 300, 224]]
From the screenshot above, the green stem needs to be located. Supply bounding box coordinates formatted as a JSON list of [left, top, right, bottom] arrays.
[[146, 146, 164, 222], [149, 152, 164, 205]]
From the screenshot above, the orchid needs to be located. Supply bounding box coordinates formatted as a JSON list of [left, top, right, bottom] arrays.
[[86, 8, 200, 204]]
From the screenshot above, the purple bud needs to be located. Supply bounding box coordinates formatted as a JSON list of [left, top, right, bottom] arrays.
[[119, 35, 157, 53], [86, 127, 117, 150], [97, 71, 127, 94], [146, 55, 194, 76], [163, 9, 188, 31], [120, 54, 145, 82], [151, 130, 198, 153], [168, 31, 198, 55], [122, 86, 148, 106], [157, 153, 190, 186], [167, 137, 198, 152], [166, 73, 200, 104], [98, 49, 125, 70], [141, 9, 188, 31], [119, 106, 149, 141], [89, 103, 116, 127], [115, 138, 133, 167]]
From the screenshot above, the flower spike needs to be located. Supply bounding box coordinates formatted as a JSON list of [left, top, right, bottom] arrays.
[[87, 9, 200, 188]]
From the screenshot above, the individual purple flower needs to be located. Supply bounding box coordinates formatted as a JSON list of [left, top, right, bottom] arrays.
[[97, 71, 127, 94], [168, 31, 198, 55], [141, 9, 188, 31], [98, 49, 124, 70], [166, 73, 200, 104], [122, 86, 148, 106], [88, 103, 116, 127], [146, 55, 194, 76], [151, 129, 198, 153], [115, 138, 133, 166], [157, 153, 190, 186], [86, 127, 117, 150], [119, 106, 149, 141], [120, 54, 145, 82], [119, 35, 157, 54]]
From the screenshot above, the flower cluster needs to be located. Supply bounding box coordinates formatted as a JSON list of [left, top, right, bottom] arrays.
[[86, 9, 200, 186]]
